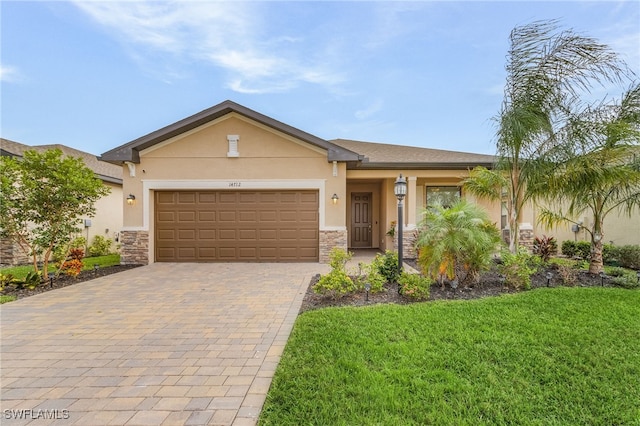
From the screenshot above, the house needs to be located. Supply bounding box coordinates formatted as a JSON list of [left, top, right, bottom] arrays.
[[0, 138, 123, 265], [101, 100, 501, 264]]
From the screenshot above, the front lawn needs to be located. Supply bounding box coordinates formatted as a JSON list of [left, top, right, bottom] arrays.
[[260, 287, 640, 425]]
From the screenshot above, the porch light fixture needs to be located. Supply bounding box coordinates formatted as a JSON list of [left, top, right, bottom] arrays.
[[126, 194, 136, 205], [394, 174, 407, 288], [331, 193, 339, 205], [546, 271, 552, 287]]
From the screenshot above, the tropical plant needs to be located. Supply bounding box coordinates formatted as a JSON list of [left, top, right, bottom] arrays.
[[373, 250, 399, 283], [414, 199, 501, 288], [0, 149, 109, 277], [354, 261, 385, 294], [536, 83, 640, 274], [464, 20, 627, 253], [88, 235, 113, 257], [532, 235, 558, 263]]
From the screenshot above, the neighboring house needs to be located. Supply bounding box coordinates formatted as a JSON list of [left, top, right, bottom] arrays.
[[0, 138, 123, 265]]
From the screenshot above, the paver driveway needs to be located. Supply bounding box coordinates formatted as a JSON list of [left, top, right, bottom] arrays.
[[0, 262, 328, 425]]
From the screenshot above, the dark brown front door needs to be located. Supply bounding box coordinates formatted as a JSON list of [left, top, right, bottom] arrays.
[[350, 192, 372, 248]]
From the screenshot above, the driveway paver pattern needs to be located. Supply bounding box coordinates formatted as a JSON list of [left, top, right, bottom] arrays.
[[1, 262, 328, 425]]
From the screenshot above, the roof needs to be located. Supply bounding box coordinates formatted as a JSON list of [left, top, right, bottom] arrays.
[[331, 139, 496, 170], [1, 138, 122, 184], [100, 100, 363, 164]]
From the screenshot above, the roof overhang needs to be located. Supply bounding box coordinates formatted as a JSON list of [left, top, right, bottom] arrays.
[[100, 100, 362, 164], [349, 161, 495, 170]]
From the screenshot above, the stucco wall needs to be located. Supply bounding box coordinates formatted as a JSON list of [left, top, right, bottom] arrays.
[[121, 114, 345, 263]]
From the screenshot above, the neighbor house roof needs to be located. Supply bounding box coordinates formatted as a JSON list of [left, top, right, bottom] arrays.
[[0, 138, 122, 184], [100, 100, 364, 165], [331, 139, 496, 170]]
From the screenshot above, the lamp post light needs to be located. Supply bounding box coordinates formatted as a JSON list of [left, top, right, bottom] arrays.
[[394, 174, 407, 289], [546, 271, 552, 287]]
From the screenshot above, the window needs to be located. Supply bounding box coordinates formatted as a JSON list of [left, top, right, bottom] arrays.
[[426, 186, 461, 209]]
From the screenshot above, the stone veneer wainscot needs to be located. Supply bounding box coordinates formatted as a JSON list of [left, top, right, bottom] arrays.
[[319, 229, 348, 263], [120, 231, 149, 265]]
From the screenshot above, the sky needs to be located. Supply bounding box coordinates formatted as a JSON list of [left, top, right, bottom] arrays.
[[1, 1, 639, 157]]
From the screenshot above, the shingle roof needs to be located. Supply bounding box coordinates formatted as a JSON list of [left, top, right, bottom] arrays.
[[331, 139, 496, 169], [100, 100, 363, 164], [1, 138, 122, 184]]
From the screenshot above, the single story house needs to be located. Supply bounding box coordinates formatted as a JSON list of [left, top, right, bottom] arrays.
[[101, 100, 501, 264], [0, 138, 123, 265], [101, 100, 638, 265]]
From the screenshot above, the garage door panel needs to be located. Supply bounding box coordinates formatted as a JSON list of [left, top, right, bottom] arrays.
[[178, 192, 197, 204], [155, 190, 318, 262]]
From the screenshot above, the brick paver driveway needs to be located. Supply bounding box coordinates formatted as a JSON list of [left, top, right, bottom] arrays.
[[1, 262, 328, 425]]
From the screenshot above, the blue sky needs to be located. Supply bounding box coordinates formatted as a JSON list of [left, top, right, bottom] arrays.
[[1, 1, 638, 156]]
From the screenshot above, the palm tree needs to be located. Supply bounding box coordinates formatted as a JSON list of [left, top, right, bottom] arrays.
[[414, 200, 501, 288], [536, 83, 640, 274], [465, 20, 627, 252]]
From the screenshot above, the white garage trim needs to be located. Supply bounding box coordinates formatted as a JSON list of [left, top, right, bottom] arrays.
[[122, 179, 329, 232]]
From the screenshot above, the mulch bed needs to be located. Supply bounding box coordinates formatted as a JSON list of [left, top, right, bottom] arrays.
[[299, 260, 612, 313], [2, 265, 142, 300]]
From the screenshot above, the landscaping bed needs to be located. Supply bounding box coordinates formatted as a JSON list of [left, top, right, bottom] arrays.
[[299, 260, 612, 313], [1, 264, 141, 301]]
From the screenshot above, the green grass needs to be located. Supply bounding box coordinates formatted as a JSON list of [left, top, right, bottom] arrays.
[[0, 254, 120, 280], [0, 295, 17, 304], [260, 288, 640, 425]]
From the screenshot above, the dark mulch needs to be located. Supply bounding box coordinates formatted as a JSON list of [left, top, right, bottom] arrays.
[[2, 265, 142, 300], [299, 260, 612, 313]]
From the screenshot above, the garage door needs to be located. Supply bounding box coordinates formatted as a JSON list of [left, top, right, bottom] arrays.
[[155, 190, 319, 262]]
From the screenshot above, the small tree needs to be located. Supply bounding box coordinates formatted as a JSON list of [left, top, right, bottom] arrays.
[[414, 200, 501, 288], [0, 149, 109, 277]]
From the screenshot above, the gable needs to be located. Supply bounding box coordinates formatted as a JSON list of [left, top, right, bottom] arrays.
[[101, 100, 361, 164], [142, 113, 326, 161]]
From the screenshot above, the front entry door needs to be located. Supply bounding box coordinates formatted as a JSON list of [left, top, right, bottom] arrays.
[[351, 193, 372, 248]]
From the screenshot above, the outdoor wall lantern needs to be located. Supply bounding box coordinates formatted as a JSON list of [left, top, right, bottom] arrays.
[[394, 174, 407, 287], [331, 193, 339, 205], [546, 271, 553, 287], [126, 194, 136, 205]]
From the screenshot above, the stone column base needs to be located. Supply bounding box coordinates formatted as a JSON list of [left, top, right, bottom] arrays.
[[120, 231, 149, 265], [319, 229, 348, 263], [393, 229, 417, 259]]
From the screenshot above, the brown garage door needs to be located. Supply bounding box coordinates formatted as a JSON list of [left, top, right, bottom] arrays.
[[155, 190, 319, 262]]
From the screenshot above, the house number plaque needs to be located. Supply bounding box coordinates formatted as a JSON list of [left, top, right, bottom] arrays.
[[228, 182, 241, 188]]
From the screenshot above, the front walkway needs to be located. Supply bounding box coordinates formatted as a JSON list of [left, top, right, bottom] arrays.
[[0, 262, 328, 425]]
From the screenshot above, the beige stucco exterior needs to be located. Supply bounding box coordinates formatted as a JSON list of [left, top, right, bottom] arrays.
[[121, 113, 347, 263]]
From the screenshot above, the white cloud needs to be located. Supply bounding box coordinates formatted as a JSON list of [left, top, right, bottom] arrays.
[[355, 99, 384, 120], [71, 1, 344, 94], [0, 65, 21, 82]]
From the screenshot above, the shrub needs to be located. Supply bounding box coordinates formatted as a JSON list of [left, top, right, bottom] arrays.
[[373, 250, 399, 283], [575, 241, 591, 260], [355, 261, 386, 294], [398, 272, 432, 300], [53, 236, 87, 262], [561, 240, 577, 258], [88, 235, 113, 257], [313, 248, 356, 298], [561, 240, 591, 260], [498, 248, 541, 290], [533, 235, 557, 263], [61, 248, 84, 278], [616, 245, 640, 269], [610, 270, 640, 289], [555, 264, 579, 286]]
